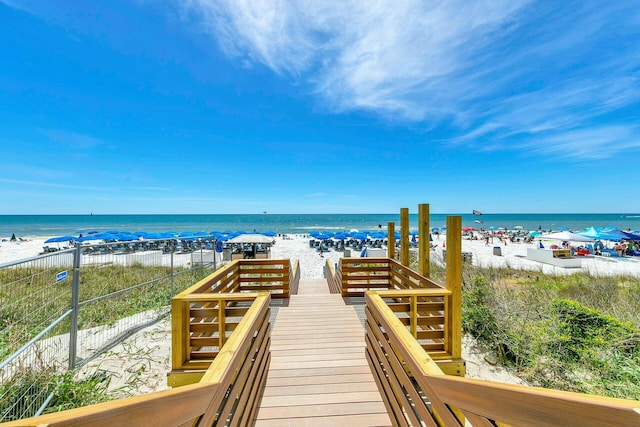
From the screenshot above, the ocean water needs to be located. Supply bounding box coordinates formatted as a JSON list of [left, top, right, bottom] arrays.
[[1, 213, 640, 237]]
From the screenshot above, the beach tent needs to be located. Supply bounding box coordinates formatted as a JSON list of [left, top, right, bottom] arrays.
[[542, 231, 594, 242], [600, 228, 640, 241], [580, 226, 604, 239], [225, 234, 274, 244]]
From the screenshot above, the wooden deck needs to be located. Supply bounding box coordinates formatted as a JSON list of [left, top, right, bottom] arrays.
[[254, 278, 391, 426]]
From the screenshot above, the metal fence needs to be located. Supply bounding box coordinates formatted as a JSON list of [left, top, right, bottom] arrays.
[[0, 240, 222, 422]]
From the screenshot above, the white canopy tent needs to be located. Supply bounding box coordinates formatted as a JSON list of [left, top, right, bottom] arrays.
[[541, 231, 594, 242]]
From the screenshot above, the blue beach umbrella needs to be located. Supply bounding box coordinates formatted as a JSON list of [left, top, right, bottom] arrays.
[[334, 231, 349, 240], [45, 235, 76, 243], [351, 232, 368, 241], [315, 232, 333, 240], [115, 233, 138, 242], [370, 231, 386, 239], [77, 235, 101, 242], [261, 231, 276, 237]]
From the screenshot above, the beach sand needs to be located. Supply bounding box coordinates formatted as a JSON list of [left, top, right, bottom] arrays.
[[4, 234, 638, 395]]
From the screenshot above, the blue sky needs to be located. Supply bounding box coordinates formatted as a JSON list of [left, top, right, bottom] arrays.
[[1, 1, 639, 214]]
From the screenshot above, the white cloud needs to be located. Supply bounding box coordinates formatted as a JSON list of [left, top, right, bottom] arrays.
[[181, 1, 640, 160]]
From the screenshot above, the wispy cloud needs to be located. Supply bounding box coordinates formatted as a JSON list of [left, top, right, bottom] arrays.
[[182, 1, 640, 160], [0, 178, 170, 193]]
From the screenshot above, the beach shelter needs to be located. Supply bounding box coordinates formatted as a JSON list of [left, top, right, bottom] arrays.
[[225, 234, 274, 244], [45, 235, 77, 243], [580, 226, 604, 239], [600, 228, 640, 241], [542, 231, 594, 242]]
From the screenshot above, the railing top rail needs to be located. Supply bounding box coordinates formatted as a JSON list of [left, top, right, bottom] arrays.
[[173, 293, 263, 302], [428, 369, 640, 426], [175, 259, 292, 298], [0, 247, 76, 269], [373, 288, 452, 297], [1, 383, 218, 427], [324, 259, 336, 276]]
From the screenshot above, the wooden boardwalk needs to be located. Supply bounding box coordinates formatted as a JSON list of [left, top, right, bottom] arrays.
[[254, 278, 391, 426]]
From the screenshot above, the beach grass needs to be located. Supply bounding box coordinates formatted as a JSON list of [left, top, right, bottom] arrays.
[[0, 263, 215, 363], [427, 261, 640, 400]]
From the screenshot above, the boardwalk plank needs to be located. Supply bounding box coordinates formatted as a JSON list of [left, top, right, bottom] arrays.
[[256, 278, 391, 426]]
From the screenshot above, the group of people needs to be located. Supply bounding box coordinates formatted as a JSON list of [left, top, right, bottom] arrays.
[[612, 240, 639, 257]]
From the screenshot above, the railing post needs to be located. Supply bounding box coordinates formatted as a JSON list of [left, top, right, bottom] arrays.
[[410, 295, 417, 338], [418, 203, 430, 277], [445, 216, 462, 360], [68, 243, 82, 370], [218, 299, 226, 349], [387, 222, 396, 260], [400, 208, 409, 266]]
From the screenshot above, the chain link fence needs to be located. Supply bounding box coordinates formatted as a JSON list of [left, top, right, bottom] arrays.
[[0, 240, 221, 422]]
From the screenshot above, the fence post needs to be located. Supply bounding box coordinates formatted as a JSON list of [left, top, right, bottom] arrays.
[[68, 243, 82, 370], [170, 248, 175, 296]]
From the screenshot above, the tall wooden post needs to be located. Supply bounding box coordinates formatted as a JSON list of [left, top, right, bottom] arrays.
[[418, 203, 430, 277], [445, 216, 462, 360], [400, 208, 409, 266], [387, 222, 396, 260]]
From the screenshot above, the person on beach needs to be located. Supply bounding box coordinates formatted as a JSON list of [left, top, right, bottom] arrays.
[[319, 245, 324, 257]]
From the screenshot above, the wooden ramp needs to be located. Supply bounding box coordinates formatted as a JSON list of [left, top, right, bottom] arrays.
[[254, 278, 391, 426]]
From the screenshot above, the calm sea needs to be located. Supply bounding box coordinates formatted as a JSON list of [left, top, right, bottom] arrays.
[[1, 213, 640, 237]]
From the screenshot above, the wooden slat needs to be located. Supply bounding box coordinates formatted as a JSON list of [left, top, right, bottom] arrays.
[[256, 278, 391, 425]]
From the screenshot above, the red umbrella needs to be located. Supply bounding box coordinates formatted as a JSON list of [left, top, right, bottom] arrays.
[[462, 226, 477, 231]]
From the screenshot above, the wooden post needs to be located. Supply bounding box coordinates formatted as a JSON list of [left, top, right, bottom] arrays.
[[445, 216, 462, 360], [218, 299, 226, 349], [418, 203, 430, 278], [400, 208, 409, 266], [387, 222, 396, 260]]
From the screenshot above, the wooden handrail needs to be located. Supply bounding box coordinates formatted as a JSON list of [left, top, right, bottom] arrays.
[[323, 259, 340, 294], [175, 259, 291, 299], [289, 260, 300, 295], [365, 290, 640, 426], [4, 292, 272, 427], [339, 257, 443, 297]]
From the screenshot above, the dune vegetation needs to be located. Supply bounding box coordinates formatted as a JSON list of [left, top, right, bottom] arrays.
[[430, 263, 640, 400]]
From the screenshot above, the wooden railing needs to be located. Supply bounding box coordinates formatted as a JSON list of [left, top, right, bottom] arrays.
[[323, 259, 340, 293], [337, 257, 442, 297], [289, 260, 300, 295], [3, 291, 271, 427], [366, 290, 640, 426], [181, 259, 292, 298]]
